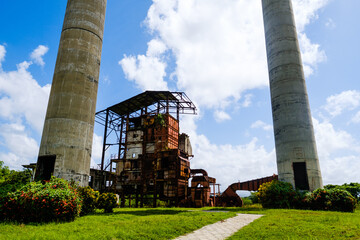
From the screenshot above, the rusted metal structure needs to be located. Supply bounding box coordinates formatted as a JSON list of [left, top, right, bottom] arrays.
[[95, 91, 278, 208], [217, 175, 278, 207], [95, 91, 203, 207], [189, 169, 218, 207]]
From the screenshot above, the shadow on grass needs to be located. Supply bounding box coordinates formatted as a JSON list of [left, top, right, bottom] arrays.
[[93, 208, 188, 216]]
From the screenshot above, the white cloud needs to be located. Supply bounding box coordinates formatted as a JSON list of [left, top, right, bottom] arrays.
[[291, 0, 329, 77], [180, 115, 276, 189], [0, 123, 39, 169], [120, 0, 331, 188], [145, 0, 268, 109], [321, 155, 360, 184], [298, 33, 327, 77], [292, 0, 329, 32], [146, 39, 167, 57], [0, 55, 51, 133], [140, 0, 329, 112], [0, 45, 51, 170], [30, 45, 49, 66], [213, 110, 231, 123], [324, 90, 360, 117], [119, 46, 168, 91], [313, 118, 359, 158], [313, 117, 360, 184], [191, 134, 277, 189], [251, 120, 273, 131]]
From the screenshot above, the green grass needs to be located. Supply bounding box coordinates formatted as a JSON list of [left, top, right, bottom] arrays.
[[1, 205, 359, 239], [227, 204, 360, 240], [0, 208, 236, 240]]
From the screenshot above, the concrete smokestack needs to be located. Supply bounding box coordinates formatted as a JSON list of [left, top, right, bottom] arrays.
[[261, 0, 322, 191], [36, 0, 107, 186]]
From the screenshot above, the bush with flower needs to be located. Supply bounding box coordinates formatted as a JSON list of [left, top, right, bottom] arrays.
[[305, 188, 356, 212], [256, 180, 357, 212], [97, 192, 118, 213], [77, 186, 99, 216], [0, 177, 81, 223]]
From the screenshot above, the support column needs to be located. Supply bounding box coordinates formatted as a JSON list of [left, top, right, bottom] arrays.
[[261, 0, 322, 191], [37, 0, 107, 186]]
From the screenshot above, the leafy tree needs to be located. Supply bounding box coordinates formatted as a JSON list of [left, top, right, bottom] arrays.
[[0, 161, 32, 198], [0, 161, 11, 183]]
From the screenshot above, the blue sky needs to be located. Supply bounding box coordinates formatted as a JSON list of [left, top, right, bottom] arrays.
[[0, 0, 359, 189]]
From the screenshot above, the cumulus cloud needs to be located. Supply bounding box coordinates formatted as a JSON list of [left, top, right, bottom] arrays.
[[145, 0, 268, 109], [119, 39, 168, 91], [191, 134, 277, 188], [0, 123, 39, 169], [213, 110, 231, 123], [291, 0, 329, 77], [0, 51, 51, 133], [313, 117, 360, 184], [0, 45, 51, 169], [30, 45, 49, 66], [117, 0, 331, 188], [251, 120, 273, 131], [313, 118, 359, 158], [298, 33, 327, 77], [324, 90, 360, 117], [178, 115, 277, 188], [292, 0, 329, 32]]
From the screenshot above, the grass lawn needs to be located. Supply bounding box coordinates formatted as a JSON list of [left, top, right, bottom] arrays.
[[228, 204, 360, 239], [0, 205, 359, 239], [0, 208, 237, 240]]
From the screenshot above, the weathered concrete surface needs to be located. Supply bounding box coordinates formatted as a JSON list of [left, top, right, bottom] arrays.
[[174, 213, 262, 240], [262, 0, 322, 191], [38, 0, 107, 186]]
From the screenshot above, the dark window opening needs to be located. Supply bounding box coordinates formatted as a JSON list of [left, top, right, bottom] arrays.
[[35, 155, 56, 181], [195, 190, 202, 200], [162, 157, 169, 168], [293, 162, 310, 190]]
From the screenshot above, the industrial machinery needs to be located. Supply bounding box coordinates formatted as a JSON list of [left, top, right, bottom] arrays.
[[95, 91, 219, 207]]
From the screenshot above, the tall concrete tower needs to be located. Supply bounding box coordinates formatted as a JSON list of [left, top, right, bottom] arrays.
[[36, 0, 107, 186], [261, 0, 322, 191]]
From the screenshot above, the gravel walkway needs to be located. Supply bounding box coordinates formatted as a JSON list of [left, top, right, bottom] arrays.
[[174, 213, 263, 240]]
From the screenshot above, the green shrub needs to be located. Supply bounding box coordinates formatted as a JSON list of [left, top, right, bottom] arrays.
[[257, 180, 296, 209], [97, 192, 118, 213], [249, 192, 259, 204], [325, 183, 360, 201], [0, 177, 81, 223], [78, 186, 99, 216], [242, 197, 253, 205], [306, 188, 356, 212]]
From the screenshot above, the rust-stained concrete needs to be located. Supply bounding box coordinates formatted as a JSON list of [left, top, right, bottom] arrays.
[[262, 0, 322, 191], [37, 0, 107, 186]]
